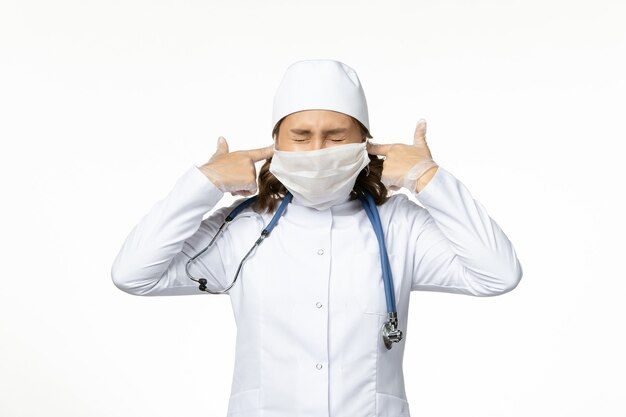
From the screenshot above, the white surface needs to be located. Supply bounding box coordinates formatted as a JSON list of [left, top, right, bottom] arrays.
[[1, 0, 624, 416]]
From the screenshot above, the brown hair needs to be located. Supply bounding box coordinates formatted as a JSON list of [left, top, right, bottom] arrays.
[[251, 116, 390, 214]]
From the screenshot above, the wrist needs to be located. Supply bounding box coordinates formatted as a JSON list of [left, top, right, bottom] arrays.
[[198, 164, 223, 190], [415, 165, 439, 193]]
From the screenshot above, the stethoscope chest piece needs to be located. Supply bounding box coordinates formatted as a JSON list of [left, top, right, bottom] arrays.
[[382, 312, 403, 350]]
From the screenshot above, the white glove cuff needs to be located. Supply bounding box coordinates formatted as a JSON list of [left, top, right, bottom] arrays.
[[402, 158, 438, 191]]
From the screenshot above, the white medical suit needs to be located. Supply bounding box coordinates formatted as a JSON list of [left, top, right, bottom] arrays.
[[111, 164, 523, 417]]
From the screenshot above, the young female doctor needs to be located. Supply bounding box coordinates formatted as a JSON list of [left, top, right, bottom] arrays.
[[111, 59, 523, 417]]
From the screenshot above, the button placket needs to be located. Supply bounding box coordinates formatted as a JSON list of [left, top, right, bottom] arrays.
[[310, 217, 330, 384]]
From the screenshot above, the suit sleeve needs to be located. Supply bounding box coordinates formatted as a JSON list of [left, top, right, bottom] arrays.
[[110, 165, 235, 296], [407, 166, 523, 296]]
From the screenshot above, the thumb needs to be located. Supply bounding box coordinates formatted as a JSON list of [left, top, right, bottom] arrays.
[[413, 119, 427, 146], [215, 136, 229, 155]]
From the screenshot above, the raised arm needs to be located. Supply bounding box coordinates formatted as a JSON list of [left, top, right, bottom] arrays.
[[110, 165, 230, 296], [406, 166, 523, 296], [111, 136, 275, 296], [368, 119, 522, 296]]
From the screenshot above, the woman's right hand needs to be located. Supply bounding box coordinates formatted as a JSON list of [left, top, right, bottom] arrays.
[[198, 136, 274, 196]]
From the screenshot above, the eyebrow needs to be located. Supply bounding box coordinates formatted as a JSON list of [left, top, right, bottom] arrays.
[[289, 128, 349, 135]]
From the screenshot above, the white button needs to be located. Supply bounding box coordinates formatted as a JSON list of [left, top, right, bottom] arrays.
[[316, 302, 323, 308], [317, 249, 324, 255], [316, 363, 323, 370]]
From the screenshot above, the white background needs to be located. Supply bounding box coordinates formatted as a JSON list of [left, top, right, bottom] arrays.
[[1, 0, 625, 416]]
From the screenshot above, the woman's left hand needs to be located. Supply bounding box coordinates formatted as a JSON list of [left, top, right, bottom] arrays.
[[367, 119, 439, 192]]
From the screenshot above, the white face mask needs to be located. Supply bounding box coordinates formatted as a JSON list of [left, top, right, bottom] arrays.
[[269, 142, 371, 210]]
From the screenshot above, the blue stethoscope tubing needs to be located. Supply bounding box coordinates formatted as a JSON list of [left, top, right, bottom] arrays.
[[185, 191, 404, 349]]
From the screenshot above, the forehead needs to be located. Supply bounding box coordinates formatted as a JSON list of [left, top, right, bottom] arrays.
[[282, 109, 353, 127]]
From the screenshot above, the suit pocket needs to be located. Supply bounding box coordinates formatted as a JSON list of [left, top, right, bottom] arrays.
[[226, 387, 260, 416], [376, 392, 411, 417]]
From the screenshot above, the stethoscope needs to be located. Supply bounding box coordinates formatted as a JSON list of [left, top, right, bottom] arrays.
[[185, 191, 404, 350]]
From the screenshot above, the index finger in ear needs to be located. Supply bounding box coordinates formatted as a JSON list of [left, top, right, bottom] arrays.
[[246, 144, 274, 162], [367, 142, 393, 156]]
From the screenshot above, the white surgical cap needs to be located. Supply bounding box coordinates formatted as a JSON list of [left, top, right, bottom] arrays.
[[271, 59, 370, 133]]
